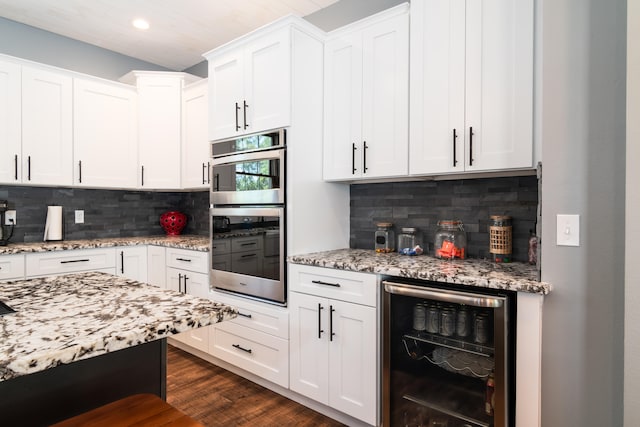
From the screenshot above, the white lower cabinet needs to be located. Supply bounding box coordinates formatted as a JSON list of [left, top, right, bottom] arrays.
[[289, 264, 378, 426], [0, 254, 25, 281], [115, 246, 147, 282], [209, 291, 290, 388], [147, 245, 166, 288]]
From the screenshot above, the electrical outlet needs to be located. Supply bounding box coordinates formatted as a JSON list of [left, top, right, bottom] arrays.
[[75, 210, 84, 224], [5, 210, 16, 225]]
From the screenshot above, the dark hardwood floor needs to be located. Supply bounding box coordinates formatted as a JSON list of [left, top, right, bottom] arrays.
[[166, 345, 346, 427]]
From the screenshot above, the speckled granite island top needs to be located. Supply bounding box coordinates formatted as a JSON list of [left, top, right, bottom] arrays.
[[289, 248, 551, 295], [0, 271, 237, 382], [0, 234, 209, 255]]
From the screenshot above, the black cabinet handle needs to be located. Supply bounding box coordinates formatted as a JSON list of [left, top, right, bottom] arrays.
[[78, 160, 82, 183], [60, 259, 90, 264], [311, 279, 341, 288], [176, 257, 192, 262], [243, 100, 249, 130], [469, 126, 474, 166], [207, 162, 211, 184], [27, 155, 31, 181], [240, 253, 257, 258], [237, 311, 253, 319], [232, 343, 252, 354], [14, 154, 18, 180], [184, 275, 188, 294], [240, 242, 256, 247], [202, 163, 207, 185], [318, 303, 324, 339], [178, 273, 183, 293], [120, 251, 124, 274], [235, 102, 241, 131], [352, 143, 357, 174], [363, 141, 368, 173], [141, 165, 145, 186], [453, 129, 458, 167], [330, 305, 336, 342]]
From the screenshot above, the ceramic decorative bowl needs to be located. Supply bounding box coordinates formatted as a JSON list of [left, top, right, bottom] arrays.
[[160, 211, 187, 235]]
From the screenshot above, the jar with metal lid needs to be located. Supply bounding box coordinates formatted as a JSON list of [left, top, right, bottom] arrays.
[[434, 220, 467, 259], [397, 227, 424, 256], [374, 222, 395, 253]]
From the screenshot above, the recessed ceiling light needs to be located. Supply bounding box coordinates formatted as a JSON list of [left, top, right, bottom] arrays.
[[132, 18, 150, 30]]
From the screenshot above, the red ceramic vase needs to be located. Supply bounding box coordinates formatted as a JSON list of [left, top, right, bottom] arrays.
[[160, 211, 187, 235]]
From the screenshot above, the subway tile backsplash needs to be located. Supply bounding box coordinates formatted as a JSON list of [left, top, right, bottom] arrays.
[[0, 186, 209, 243], [350, 176, 539, 262]]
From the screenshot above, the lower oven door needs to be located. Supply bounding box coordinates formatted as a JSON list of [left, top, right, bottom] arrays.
[[210, 206, 285, 305]]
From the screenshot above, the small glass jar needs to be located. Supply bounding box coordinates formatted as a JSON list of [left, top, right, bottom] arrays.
[[434, 220, 467, 259], [374, 222, 395, 253], [397, 227, 423, 255]]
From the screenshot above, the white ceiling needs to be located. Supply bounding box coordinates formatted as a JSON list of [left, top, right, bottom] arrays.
[[0, 0, 338, 70]]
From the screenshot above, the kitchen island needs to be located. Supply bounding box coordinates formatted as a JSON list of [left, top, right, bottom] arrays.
[[0, 271, 236, 425]]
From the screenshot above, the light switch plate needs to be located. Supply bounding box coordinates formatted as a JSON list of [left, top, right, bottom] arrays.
[[556, 214, 580, 246], [75, 210, 84, 224]]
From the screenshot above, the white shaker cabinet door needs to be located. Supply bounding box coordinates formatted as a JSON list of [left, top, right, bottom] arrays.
[[463, 0, 534, 172], [21, 66, 73, 186], [147, 245, 166, 288], [242, 28, 291, 136], [409, 0, 466, 175], [115, 246, 148, 283], [182, 79, 210, 189], [360, 11, 409, 179], [73, 78, 138, 188], [327, 299, 377, 426], [208, 50, 244, 141], [137, 74, 182, 189], [0, 59, 21, 183], [289, 291, 330, 404], [323, 33, 363, 180]]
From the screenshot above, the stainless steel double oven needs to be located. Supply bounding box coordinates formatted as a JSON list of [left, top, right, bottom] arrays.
[[209, 128, 286, 305]]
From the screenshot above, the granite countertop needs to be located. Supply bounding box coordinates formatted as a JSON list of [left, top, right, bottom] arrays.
[[0, 271, 237, 382], [0, 235, 209, 255], [288, 248, 551, 295]]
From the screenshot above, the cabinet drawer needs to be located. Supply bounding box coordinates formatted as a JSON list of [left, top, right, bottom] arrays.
[[211, 291, 289, 339], [231, 235, 263, 252], [166, 248, 208, 274], [289, 264, 378, 307], [212, 238, 231, 255], [0, 254, 25, 281], [210, 322, 288, 388], [26, 248, 116, 277]]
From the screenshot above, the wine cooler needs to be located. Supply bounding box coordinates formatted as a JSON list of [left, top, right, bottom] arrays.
[[382, 279, 516, 427]]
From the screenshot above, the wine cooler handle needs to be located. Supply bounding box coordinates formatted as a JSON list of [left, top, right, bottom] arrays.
[[383, 281, 504, 308]]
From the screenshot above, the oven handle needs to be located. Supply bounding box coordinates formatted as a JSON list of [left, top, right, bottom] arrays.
[[211, 146, 283, 166], [382, 281, 504, 308]]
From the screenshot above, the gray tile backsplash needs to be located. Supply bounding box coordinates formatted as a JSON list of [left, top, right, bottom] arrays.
[[350, 176, 539, 262], [1, 186, 209, 243]]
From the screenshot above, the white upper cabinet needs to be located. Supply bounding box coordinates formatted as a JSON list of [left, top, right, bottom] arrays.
[[21, 65, 73, 186], [0, 59, 21, 183], [205, 22, 291, 141], [181, 79, 210, 189], [410, 0, 534, 175], [135, 72, 184, 189], [73, 78, 138, 188], [323, 5, 409, 181]]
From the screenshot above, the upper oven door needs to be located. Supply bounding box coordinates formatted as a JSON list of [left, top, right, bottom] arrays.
[[210, 129, 286, 206]]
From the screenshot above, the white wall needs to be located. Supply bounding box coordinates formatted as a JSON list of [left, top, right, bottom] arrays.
[[625, 0, 640, 425], [540, 0, 626, 425]]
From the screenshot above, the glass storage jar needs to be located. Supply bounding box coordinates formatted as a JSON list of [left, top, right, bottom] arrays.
[[434, 220, 467, 259], [375, 222, 395, 253], [397, 227, 423, 255]]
